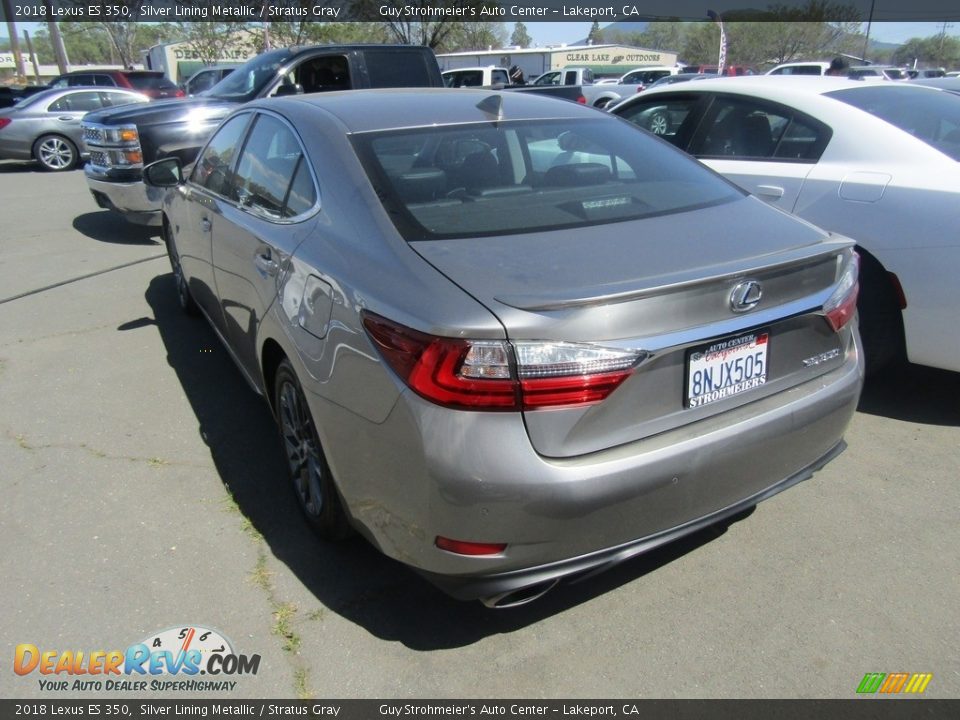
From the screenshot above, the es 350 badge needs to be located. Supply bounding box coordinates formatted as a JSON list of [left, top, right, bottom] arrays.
[[14, 625, 261, 692]]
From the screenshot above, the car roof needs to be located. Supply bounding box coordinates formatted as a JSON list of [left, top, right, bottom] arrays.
[[630, 74, 926, 99], [250, 88, 598, 134]]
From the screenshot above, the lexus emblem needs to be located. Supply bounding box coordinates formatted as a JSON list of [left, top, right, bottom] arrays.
[[730, 280, 763, 313]]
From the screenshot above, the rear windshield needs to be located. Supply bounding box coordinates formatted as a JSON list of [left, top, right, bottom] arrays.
[[826, 85, 960, 160], [126, 73, 177, 90], [364, 49, 437, 88], [351, 117, 741, 241]]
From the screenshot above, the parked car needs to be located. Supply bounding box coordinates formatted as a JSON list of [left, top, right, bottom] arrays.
[[49, 70, 184, 100], [611, 76, 960, 373], [81, 44, 444, 225], [0, 87, 149, 171], [847, 65, 908, 81], [182, 66, 237, 96], [906, 68, 945, 79], [766, 61, 832, 76], [531, 67, 639, 108], [442, 66, 510, 87], [144, 88, 862, 606], [682, 65, 754, 76], [619, 66, 680, 89], [645, 73, 714, 90]]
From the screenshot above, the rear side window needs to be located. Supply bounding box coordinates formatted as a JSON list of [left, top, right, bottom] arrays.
[[364, 50, 436, 88], [127, 74, 177, 90], [445, 71, 482, 88], [826, 85, 960, 161], [48, 91, 103, 112], [352, 118, 741, 240]]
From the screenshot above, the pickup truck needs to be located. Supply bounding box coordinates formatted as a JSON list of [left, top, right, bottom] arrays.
[[82, 44, 443, 225], [531, 67, 642, 108], [442, 65, 586, 104]]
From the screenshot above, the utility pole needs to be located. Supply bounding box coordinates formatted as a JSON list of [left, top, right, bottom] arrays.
[[23, 29, 40, 82], [43, 0, 70, 73], [1, 0, 25, 79]]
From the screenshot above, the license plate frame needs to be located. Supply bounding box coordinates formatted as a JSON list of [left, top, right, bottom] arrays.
[[686, 330, 769, 408]]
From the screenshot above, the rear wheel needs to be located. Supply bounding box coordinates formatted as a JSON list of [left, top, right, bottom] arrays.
[[163, 219, 198, 316], [857, 251, 906, 375], [34, 134, 78, 171], [274, 360, 352, 540]]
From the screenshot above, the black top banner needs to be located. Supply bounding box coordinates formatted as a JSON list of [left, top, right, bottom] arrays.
[[3, 0, 960, 24]]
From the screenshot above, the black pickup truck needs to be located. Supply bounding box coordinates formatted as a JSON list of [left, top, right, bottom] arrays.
[[82, 44, 443, 225]]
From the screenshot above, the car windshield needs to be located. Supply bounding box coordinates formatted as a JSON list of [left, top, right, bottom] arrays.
[[206, 49, 293, 102], [352, 118, 742, 241], [826, 85, 960, 161]]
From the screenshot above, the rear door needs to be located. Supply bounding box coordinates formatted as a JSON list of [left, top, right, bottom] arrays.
[[689, 94, 831, 211], [211, 111, 320, 381]]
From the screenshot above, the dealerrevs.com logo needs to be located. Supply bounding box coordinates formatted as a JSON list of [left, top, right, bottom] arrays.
[[14, 625, 260, 692]]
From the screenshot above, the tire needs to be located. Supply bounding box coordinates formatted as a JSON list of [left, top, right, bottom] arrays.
[[33, 134, 78, 171], [163, 219, 198, 316], [647, 110, 670, 136], [593, 98, 611, 109], [856, 251, 906, 376], [274, 360, 352, 540]]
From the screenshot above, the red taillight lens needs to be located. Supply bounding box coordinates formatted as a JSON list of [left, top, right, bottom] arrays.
[[175, 89, 185, 98], [435, 536, 507, 556], [361, 312, 641, 412], [576, 95, 586, 104], [824, 252, 860, 332], [0, 118, 11, 131]]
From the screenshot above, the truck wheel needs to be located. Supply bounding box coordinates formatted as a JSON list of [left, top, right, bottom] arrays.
[[33, 134, 79, 171]]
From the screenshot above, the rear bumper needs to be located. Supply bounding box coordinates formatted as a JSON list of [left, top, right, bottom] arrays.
[[84, 167, 162, 226], [312, 329, 863, 602]]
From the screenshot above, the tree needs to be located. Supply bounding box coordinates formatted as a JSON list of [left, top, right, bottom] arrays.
[[510, 22, 532, 48], [349, 0, 500, 50], [587, 21, 603, 45], [174, 21, 248, 66], [893, 35, 960, 69]]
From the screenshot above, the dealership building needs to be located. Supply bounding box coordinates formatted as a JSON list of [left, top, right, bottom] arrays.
[[436, 44, 679, 81]]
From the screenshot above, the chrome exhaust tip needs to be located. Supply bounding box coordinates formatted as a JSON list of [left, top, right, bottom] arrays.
[[479, 579, 559, 609]]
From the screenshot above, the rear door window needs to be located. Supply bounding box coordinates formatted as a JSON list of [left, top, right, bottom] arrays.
[[48, 91, 103, 112], [689, 96, 831, 162], [614, 94, 705, 147]]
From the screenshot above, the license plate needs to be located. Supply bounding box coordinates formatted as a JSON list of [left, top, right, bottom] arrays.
[[687, 331, 768, 408]]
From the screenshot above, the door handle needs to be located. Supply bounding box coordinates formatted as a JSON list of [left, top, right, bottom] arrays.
[[200, 218, 212, 232], [254, 251, 279, 276], [57, 116, 77, 122], [755, 185, 785, 200]]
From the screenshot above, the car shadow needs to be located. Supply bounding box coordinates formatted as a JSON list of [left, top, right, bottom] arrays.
[[857, 363, 959, 427], [73, 211, 160, 245], [0, 160, 44, 174], [138, 273, 754, 649]]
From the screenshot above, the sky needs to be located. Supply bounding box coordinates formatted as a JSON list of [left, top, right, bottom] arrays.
[[5, 20, 957, 50], [525, 21, 958, 46]]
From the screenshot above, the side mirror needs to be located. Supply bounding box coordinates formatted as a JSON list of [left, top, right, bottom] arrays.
[[275, 83, 304, 97], [143, 157, 183, 188]]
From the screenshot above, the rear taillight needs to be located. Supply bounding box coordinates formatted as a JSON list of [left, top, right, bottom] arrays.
[[435, 537, 506, 556], [361, 312, 642, 411], [576, 95, 587, 104], [824, 252, 859, 332], [0, 118, 11, 131]]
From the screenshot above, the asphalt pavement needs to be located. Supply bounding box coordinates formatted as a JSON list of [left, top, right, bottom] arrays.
[[1, 161, 957, 700]]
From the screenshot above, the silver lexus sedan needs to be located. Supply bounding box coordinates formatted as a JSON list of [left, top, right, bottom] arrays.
[[144, 89, 863, 607]]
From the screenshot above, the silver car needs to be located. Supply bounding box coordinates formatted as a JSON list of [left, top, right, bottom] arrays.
[[143, 89, 863, 607], [0, 87, 149, 171]]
